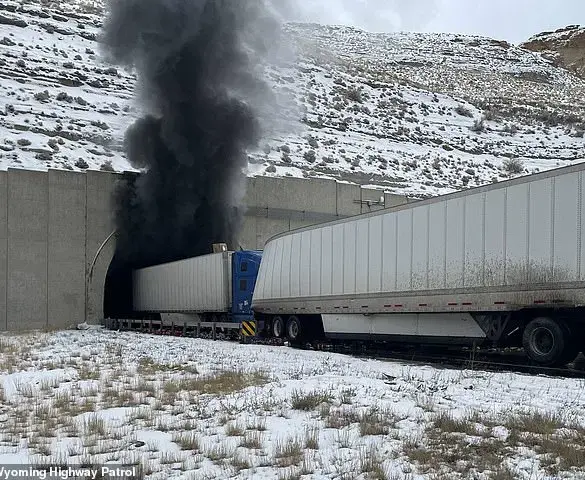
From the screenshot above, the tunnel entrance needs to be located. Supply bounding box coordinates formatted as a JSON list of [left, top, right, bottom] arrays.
[[103, 254, 136, 320]]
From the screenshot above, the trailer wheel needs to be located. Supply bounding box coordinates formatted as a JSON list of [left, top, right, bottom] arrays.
[[272, 316, 285, 338], [522, 317, 572, 366], [286, 316, 302, 343]]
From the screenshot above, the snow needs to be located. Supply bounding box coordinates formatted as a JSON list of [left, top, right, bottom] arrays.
[[0, 1, 584, 198], [1, 328, 585, 479]]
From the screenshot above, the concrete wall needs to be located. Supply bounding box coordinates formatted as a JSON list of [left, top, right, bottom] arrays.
[[48, 170, 87, 329], [0, 168, 407, 331], [0, 168, 117, 331], [0, 172, 6, 331], [85, 171, 118, 325], [241, 176, 407, 249], [7, 170, 49, 331]]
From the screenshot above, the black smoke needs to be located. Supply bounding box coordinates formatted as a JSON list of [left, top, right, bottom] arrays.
[[102, 0, 282, 270]]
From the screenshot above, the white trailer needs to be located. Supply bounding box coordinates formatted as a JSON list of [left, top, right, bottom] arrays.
[[133, 252, 232, 315], [252, 163, 585, 366]]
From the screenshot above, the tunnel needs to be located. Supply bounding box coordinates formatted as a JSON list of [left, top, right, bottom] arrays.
[[103, 254, 136, 320]]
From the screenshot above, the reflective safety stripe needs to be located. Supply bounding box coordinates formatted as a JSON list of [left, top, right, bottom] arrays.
[[241, 321, 256, 337]]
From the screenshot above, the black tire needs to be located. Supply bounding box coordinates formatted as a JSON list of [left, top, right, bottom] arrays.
[[272, 316, 285, 338], [286, 315, 302, 343], [522, 317, 572, 367]]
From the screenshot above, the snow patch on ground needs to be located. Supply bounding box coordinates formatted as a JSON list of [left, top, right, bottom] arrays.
[[0, 329, 584, 479]]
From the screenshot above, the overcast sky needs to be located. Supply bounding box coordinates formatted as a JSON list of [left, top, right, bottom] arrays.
[[289, 0, 584, 44]]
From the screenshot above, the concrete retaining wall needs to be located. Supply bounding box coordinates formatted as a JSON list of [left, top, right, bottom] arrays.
[[0, 168, 408, 331]]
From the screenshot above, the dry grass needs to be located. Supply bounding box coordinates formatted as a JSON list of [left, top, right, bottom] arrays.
[[82, 414, 106, 436], [172, 432, 201, 452], [53, 391, 72, 410], [240, 431, 263, 449], [137, 356, 198, 375], [490, 465, 516, 480], [402, 413, 509, 476], [359, 407, 396, 436], [180, 370, 269, 395], [274, 436, 304, 467], [101, 386, 136, 408], [0, 337, 19, 354], [505, 410, 565, 435], [415, 395, 437, 413], [538, 434, 585, 473], [131, 379, 156, 396], [78, 364, 100, 381], [432, 410, 480, 436], [230, 451, 252, 472], [324, 407, 360, 429], [0, 353, 21, 373], [400, 408, 585, 477], [290, 389, 332, 411], [160, 451, 185, 465], [339, 387, 356, 405], [225, 421, 245, 437], [202, 441, 233, 463], [359, 444, 393, 480], [15, 381, 35, 399], [277, 468, 303, 480], [246, 416, 267, 432], [127, 407, 153, 422], [336, 429, 353, 448], [4, 331, 585, 480], [303, 426, 319, 450]]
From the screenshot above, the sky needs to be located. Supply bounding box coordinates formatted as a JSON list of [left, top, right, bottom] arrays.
[[289, 0, 585, 44]]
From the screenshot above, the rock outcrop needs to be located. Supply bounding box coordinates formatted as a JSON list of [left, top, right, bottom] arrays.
[[522, 25, 585, 78]]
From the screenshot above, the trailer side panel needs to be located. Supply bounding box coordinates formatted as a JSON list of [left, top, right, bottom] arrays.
[[253, 165, 585, 314], [133, 252, 232, 313]]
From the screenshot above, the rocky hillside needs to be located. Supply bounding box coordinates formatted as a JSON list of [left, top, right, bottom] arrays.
[[522, 25, 585, 79], [0, 1, 584, 197]]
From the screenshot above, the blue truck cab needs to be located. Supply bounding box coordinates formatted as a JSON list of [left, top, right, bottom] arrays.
[[231, 250, 262, 327]]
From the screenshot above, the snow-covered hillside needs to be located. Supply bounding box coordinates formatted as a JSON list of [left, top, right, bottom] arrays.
[[0, 0, 135, 173], [0, 1, 584, 197]]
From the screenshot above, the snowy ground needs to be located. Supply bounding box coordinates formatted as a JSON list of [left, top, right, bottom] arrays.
[[1, 328, 585, 479]]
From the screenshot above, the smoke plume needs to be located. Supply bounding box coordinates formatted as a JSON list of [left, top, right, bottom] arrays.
[[102, 0, 282, 269]]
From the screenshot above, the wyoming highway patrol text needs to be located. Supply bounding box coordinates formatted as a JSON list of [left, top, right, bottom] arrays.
[[0, 466, 137, 479]]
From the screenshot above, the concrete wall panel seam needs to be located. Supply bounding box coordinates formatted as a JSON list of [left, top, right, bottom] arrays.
[[46, 171, 49, 329], [4, 172, 7, 331]]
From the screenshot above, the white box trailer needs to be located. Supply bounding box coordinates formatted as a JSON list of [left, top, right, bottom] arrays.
[[252, 163, 585, 366], [133, 252, 232, 314]]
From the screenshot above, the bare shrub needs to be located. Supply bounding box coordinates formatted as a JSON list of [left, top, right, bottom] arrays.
[[455, 105, 473, 117], [502, 158, 524, 175], [345, 87, 363, 103], [470, 117, 486, 133], [291, 389, 331, 411]]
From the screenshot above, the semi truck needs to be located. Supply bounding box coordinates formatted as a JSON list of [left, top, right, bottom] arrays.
[[130, 162, 585, 367], [132, 249, 262, 336], [251, 162, 585, 367]]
